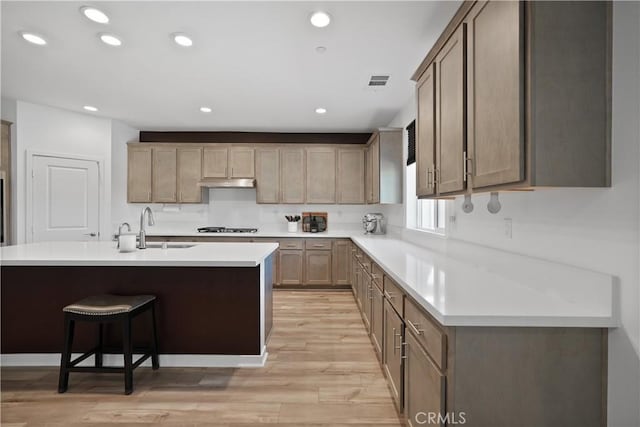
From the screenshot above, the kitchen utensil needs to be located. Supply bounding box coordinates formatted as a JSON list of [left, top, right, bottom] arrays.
[[487, 192, 501, 214], [462, 194, 474, 213], [362, 213, 386, 235]]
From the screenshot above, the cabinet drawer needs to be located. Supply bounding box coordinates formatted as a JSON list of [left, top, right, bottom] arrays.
[[405, 297, 446, 371], [279, 239, 303, 250], [305, 239, 332, 250], [383, 276, 404, 317], [371, 263, 384, 290]]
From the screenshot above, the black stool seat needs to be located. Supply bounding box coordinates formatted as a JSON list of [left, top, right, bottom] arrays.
[[58, 294, 159, 395], [63, 294, 155, 316]]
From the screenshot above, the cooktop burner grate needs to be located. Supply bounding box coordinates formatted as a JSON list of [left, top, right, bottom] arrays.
[[197, 227, 258, 233]]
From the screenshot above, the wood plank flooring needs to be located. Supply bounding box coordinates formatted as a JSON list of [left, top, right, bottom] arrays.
[[1, 291, 403, 426]]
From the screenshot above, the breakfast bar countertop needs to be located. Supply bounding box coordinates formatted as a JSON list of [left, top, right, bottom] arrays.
[[0, 241, 278, 267]]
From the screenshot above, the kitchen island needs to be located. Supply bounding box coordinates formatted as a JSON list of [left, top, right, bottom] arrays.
[[0, 241, 277, 367]]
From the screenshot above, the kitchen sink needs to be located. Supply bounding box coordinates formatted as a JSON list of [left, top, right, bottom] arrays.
[[144, 243, 195, 249]]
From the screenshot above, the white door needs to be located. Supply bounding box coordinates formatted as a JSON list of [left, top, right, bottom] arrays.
[[32, 155, 100, 242]]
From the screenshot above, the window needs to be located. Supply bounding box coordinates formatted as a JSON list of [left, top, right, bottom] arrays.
[[405, 119, 446, 235], [406, 163, 446, 235]]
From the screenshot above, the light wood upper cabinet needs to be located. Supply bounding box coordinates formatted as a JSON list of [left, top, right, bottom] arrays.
[[416, 64, 436, 197], [413, 1, 610, 197], [466, 0, 523, 189], [127, 146, 153, 203], [370, 138, 380, 204], [229, 147, 255, 178], [255, 148, 280, 204], [435, 24, 466, 195], [337, 148, 365, 204], [152, 147, 177, 203], [177, 148, 202, 203], [280, 148, 305, 204], [306, 147, 336, 204], [202, 146, 228, 178], [365, 146, 373, 204]]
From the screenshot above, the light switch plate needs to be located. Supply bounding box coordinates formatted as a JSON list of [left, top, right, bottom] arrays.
[[504, 218, 513, 239]]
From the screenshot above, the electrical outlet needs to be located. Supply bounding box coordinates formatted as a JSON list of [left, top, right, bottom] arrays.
[[504, 218, 513, 239]]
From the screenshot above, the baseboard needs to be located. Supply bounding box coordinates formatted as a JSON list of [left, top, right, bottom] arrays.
[[1, 348, 268, 368]]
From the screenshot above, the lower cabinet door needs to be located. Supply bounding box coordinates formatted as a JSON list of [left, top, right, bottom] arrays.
[[404, 330, 446, 427], [304, 250, 332, 285], [278, 250, 303, 285], [361, 272, 372, 331], [371, 284, 384, 358], [383, 299, 404, 409], [352, 255, 361, 305]]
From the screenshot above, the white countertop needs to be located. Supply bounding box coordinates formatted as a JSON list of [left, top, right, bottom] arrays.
[[351, 235, 617, 328], [0, 241, 278, 267]]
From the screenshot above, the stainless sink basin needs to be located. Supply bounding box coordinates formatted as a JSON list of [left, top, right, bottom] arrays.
[[144, 243, 195, 249]]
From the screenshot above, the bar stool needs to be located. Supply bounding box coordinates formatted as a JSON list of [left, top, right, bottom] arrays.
[[58, 294, 159, 395]]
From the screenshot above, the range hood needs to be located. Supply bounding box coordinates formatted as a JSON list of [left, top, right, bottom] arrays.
[[197, 178, 256, 188]]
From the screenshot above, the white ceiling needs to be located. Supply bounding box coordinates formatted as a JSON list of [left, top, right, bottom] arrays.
[[1, 1, 460, 132]]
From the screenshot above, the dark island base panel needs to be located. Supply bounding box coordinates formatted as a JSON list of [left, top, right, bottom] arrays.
[[1, 266, 262, 355]]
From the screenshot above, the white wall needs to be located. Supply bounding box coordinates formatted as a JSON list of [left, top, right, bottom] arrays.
[[385, 3, 640, 425], [14, 101, 112, 243], [1, 97, 18, 243]]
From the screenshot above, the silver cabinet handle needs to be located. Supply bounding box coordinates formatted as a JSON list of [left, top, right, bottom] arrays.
[[392, 327, 397, 355], [427, 168, 433, 188], [84, 232, 98, 237], [401, 341, 408, 360], [407, 319, 424, 336], [384, 290, 394, 300], [313, 244, 324, 248]]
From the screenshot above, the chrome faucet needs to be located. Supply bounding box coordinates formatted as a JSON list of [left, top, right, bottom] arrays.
[[138, 207, 155, 249]]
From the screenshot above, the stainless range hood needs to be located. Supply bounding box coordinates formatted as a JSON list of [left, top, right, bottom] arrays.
[[197, 178, 256, 188]]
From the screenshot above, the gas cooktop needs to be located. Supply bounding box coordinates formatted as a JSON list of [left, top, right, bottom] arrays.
[[197, 227, 258, 233]]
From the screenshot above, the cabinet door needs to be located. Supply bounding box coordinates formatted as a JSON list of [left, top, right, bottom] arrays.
[[152, 147, 177, 203], [416, 63, 436, 197], [336, 148, 365, 204], [383, 299, 404, 410], [365, 146, 373, 203], [304, 250, 332, 285], [404, 330, 446, 427], [127, 146, 152, 203], [278, 250, 303, 285], [361, 271, 372, 331], [370, 138, 380, 204], [332, 240, 351, 286], [436, 24, 466, 194], [306, 147, 336, 204], [280, 148, 305, 203], [229, 147, 255, 178], [353, 256, 362, 309], [255, 148, 280, 203], [177, 148, 202, 203], [202, 147, 228, 178], [466, 0, 523, 189], [371, 283, 384, 358]]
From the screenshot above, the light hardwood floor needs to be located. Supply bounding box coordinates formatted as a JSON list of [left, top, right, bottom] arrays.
[[1, 291, 403, 426]]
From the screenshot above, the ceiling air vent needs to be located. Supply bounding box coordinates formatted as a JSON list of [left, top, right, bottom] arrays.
[[368, 75, 390, 87]]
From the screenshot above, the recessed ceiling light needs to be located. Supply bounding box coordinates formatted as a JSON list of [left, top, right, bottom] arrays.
[[172, 33, 193, 47], [310, 11, 331, 28], [81, 6, 109, 24], [200, 107, 212, 113], [315, 107, 327, 114], [19, 31, 47, 46], [315, 46, 327, 54], [99, 33, 122, 46], [83, 105, 98, 112]]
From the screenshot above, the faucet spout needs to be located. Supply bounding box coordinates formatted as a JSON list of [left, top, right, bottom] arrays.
[[138, 207, 155, 249]]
